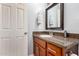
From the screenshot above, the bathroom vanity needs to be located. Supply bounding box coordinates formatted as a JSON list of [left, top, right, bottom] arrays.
[[33, 3, 79, 56], [33, 32, 79, 56]]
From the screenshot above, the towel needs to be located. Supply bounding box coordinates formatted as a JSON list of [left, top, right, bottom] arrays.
[[70, 53, 77, 56]]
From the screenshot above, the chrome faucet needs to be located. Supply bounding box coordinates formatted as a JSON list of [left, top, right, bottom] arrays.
[[64, 30, 67, 38], [49, 32, 53, 36]]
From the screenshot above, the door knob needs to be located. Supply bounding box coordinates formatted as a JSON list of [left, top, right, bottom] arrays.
[[24, 32, 27, 35]]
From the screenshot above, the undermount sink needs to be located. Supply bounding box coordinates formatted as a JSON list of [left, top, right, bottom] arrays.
[[39, 35, 52, 37], [50, 38, 74, 46], [39, 34, 74, 46]]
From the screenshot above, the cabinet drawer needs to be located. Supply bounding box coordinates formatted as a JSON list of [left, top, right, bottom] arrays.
[[47, 43, 62, 56], [34, 38, 46, 48]]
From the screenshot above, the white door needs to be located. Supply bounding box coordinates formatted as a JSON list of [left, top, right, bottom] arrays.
[[0, 4, 28, 56]]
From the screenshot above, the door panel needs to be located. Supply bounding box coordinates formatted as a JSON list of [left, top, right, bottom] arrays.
[[0, 4, 13, 55], [16, 8, 24, 29], [2, 5, 11, 29], [15, 6, 28, 56], [15, 36, 27, 55]]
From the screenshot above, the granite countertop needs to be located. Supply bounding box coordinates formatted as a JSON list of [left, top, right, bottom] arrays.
[[34, 35, 79, 49]]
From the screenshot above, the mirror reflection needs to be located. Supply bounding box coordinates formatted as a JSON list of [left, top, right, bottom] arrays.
[[46, 3, 64, 30], [47, 4, 60, 28]]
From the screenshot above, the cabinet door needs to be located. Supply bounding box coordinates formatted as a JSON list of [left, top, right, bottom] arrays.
[[34, 43, 39, 56], [39, 46, 46, 56], [47, 43, 62, 56]]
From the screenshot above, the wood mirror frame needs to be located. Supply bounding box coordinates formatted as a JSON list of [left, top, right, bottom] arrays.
[[45, 3, 64, 30]]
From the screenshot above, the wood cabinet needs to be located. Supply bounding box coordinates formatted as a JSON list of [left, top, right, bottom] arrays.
[[33, 37, 46, 56], [33, 37, 65, 56]]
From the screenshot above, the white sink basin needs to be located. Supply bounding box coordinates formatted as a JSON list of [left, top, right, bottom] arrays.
[[39, 35, 52, 37], [51, 38, 73, 46]]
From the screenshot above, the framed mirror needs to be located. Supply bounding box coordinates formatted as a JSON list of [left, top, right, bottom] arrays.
[[46, 3, 64, 30]]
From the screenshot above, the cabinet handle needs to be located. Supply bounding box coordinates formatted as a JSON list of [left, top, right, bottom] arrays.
[[48, 48, 56, 53]]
